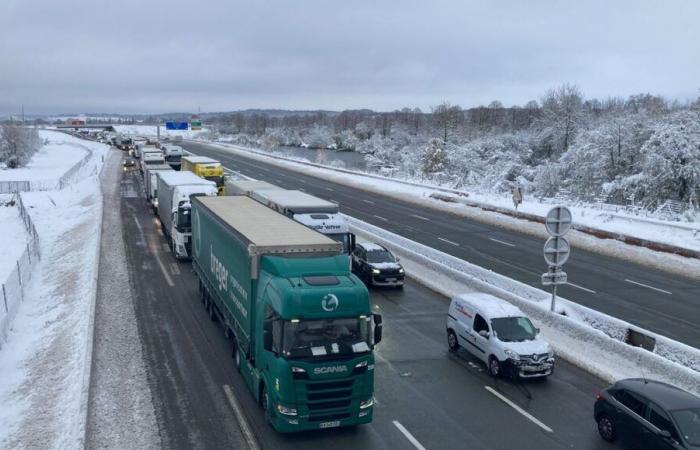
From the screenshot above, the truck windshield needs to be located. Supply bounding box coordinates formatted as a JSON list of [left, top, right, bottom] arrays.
[[328, 233, 350, 253], [491, 317, 537, 342], [283, 317, 370, 359], [177, 206, 191, 232]]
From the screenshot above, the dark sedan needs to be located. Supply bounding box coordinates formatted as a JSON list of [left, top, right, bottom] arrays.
[[351, 242, 405, 288], [594, 378, 700, 449]]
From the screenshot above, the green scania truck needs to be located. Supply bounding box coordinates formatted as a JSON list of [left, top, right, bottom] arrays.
[[191, 196, 382, 432]]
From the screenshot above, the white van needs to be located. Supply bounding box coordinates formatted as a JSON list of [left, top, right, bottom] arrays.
[[446, 293, 554, 379]]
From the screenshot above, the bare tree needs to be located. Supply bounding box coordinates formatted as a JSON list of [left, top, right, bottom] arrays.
[[431, 102, 463, 142], [538, 83, 585, 157], [0, 124, 40, 168]]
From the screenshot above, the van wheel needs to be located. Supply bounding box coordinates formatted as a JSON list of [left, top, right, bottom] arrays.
[[447, 330, 459, 352], [597, 414, 616, 442], [488, 356, 502, 377]]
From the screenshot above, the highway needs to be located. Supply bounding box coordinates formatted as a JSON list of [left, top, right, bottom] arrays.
[[180, 141, 700, 348], [119, 160, 620, 449]]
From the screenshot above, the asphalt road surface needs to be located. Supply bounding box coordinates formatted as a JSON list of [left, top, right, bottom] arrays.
[[119, 162, 620, 449], [180, 141, 700, 348]]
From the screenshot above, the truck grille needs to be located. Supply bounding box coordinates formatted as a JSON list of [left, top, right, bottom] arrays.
[[298, 378, 356, 422]]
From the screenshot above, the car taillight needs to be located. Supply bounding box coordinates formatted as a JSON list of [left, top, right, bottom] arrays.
[[595, 392, 603, 401]]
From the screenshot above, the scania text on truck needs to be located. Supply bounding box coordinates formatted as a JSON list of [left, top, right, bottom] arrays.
[[181, 156, 225, 195], [144, 164, 173, 213], [249, 189, 355, 253], [156, 171, 217, 259], [192, 196, 382, 432]]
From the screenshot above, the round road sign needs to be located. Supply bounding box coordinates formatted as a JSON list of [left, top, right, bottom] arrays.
[[543, 236, 571, 267], [545, 206, 573, 237]]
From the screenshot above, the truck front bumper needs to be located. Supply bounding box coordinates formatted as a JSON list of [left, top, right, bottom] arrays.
[[271, 406, 373, 433]]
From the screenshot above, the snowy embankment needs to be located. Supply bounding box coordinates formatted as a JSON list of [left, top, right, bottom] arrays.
[[0, 131, 108, 449], [347, 215, 700, 396], [202, 141, 700, 279]]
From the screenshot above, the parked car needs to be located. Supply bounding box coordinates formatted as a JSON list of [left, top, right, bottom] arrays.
[[351, 242, 404, 288], [594, 378, 700, 449], [446, 293, 554, 379]]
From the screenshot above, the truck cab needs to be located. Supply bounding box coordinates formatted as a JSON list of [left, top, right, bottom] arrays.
[[162, 144, 186, 171], [181, 156, 225, 195], [141, 149, 166, 173]]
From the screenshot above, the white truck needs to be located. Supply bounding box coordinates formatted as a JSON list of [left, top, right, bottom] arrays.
[[140, 148, 166, 174], [249, 188, 355, 253], [161, 144, 187, 171], [224, 179, 277, 196], [156, 171, 217, 259], [144, 164, 173, 213]]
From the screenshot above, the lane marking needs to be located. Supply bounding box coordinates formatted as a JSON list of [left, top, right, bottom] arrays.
[[411, 214, 430, 221], [566, 282, 596, 294], [489, 237, 516, 247], [373, 215, 389, 222], [133, 216, 143, 234], [162, 243, 171, 253], [624, 279, 672, 295], [485, 386, 553, 433], [169, 262, 181, 276], [151, 245, 175, 287], [223, 385, 261, 450], [438, 237, 460, 247], [363, 199, 375, 204], [392, 420, 427, 450], [325, 187, 334, 191]]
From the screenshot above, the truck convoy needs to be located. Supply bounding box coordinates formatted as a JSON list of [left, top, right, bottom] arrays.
[[161, 144, 186, 171], [181, 156, 225, 195], [192, 196, 381, 432], [157, 171, 217, 259], [144, 164, 173, 212], [249, 188, 354, 253]]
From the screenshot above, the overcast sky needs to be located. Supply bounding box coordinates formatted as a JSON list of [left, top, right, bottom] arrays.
[[1, 0, 699, 115]]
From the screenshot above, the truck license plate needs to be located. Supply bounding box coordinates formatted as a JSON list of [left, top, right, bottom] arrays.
[[386, 278, 396, 282], [319, 420, 341, 429]]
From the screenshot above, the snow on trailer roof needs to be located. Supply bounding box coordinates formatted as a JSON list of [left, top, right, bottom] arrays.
[[225, 180, 279, 195], [359, 242, 387, 252], [251, 189, 338, 213], [157, 170, 216, 186], [181, 156, 221, 165], [196, 196, 341, 253], [453, 293, 525, 318]]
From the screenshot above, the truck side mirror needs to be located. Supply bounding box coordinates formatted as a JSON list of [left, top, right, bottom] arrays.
[[373, 314, 383, 345], [263, 330, 273, 352], [349, 233, 356, 252]]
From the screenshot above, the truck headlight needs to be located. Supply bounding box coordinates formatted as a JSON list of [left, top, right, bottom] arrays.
[[354, 361, 368, 369], [360, 397, 374, 409], [504, 349, 520, 360], [399, 267, 404, 273], [276, 404, 298, 416], [371, 268, 381, 275], [291, 367, 306, 373]]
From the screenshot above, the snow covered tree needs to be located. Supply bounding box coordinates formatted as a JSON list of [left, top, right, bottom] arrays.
[[536, 83, 585, 159], [422, 138, 448, 175], [0, 124, 40, 168], [431, 102, 463, 143]]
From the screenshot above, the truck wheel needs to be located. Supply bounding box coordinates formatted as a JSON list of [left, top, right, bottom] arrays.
[[233, 345, 241, 373], [447, 329, 459, 352], [208, 301, 218, 322], [261, 384, 272, 425]]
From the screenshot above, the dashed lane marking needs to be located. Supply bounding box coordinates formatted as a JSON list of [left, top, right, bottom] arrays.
[[624, 279, 672, 295], [223, 385, 261, 450], [363, 199, 376, 204], [411, 214, 430, 221], [485, 386, 553, 433], [169, 262, 180, 275], [392, 420, 427, 450], [566, 282, 596, 294], [438, 237, 460, 246], [489, 237, 516, 247]]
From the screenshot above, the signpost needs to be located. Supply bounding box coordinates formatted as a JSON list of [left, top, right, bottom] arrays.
[[542, 206, 572, 312]]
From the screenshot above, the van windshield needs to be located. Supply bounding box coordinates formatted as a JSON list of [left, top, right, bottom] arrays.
[[491, 317, 537, 342], [282, 317, 371, 359]]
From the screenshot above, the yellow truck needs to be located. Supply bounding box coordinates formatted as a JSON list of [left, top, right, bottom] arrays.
[[181, 156, 225, 195]]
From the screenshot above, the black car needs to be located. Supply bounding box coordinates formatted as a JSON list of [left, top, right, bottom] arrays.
[[122, 157, 136, 169], [351, 243, 404, 288], [594, 378, 700, 449]]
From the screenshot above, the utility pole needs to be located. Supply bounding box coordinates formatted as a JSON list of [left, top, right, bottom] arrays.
[[21, 105, 25, 125]]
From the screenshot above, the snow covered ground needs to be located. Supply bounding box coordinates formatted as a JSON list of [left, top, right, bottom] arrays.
[[113, 124, 211, 140], [0, 132, 108, 449], [196, 141, 700, 279], [0, 205, 28, 285]]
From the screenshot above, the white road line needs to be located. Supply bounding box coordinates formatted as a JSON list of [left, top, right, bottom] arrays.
[[169, 262, 181, 276], [133, 216, 144, 234], [392, 420, 427, 450], [438, 237, 460, 246], [485, 386, 553, 433], [411, 214, 430, 221], [373, 215, 389, 222], [489, 237, 516, 247], [566, 282, 596, 294], [223, 385, 261, 450], [363, 199, 375, 204], [152, 246, 175, 287], [624, 279, 672, 295]]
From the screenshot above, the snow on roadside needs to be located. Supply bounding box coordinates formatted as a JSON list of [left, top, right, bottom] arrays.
[[0, 205, 28, 281], [205, 142, 700, 279], [0, 137, 108, 448]]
